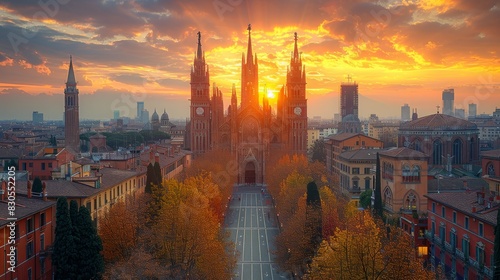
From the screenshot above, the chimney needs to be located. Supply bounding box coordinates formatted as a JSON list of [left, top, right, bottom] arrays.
[[463, 180, 468, 190], [1, 180, 6, 201], [27, 180, 32, 199], [42, 182, 47, 201]]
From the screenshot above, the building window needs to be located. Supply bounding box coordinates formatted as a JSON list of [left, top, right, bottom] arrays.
[[452, 211, 457, 223], [441, 206, 445, 218], [22, 162, 27, 170], [462, 236, 470, 258], [452, 139, 463, 164], [26, 240, 34, 259], [431, 221, 436, 235], [432, 202, 436, 213], [476, 242, 485, 266], [40, 233, 45, 251], [383, 187, 392, 208], [414, 140, 422, 152], [364, 177, 371, 190], [29, 162, 33, 168], [382, 162, 394, 180], [40, 212, 46, 226], [48, 162, 52, 168], [479, 223, 484, 237], [450, 229, 457, 248], [86, 201, 91, 210], [487, 162, 496, 176], [432, 140, 443, 165], [41, 257, 45, 274], [28, 267, 32, 280], [352, 168, 360, 175], [26, 218, 33, 233], [439, 223, 446, 242], [41, 162, 46, 170], [404, 192, 417, 210], [465, 216, 469, 230], [94, 198, 97, 210], [364, 167, 371, 174], [352, 177, 359, 189]]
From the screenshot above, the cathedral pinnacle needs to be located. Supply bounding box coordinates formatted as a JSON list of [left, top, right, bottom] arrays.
[[293, 32, 299, 61], [246, 24, 253, 66], [196, 31, 203, 60], [66, 55, 76, 86]]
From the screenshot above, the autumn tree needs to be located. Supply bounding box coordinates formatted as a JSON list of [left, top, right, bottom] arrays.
[[99, 201, 139, 262], [308, 139, 326, 163]]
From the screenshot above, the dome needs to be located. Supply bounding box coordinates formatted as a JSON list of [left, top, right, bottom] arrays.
[[342, 114, 360, 123], [161, 109, 169, 121], [151, 109, 159, 121], [400, 113, 477, 131]]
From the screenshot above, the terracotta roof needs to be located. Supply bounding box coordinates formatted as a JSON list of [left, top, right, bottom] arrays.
[[427, 177, 488, 193], [481, 149, 500, 159], [379, 147, 429, 159], [326, 133, 363, 141], [425, 192, 498, 226], [340, 148, 387, 161], [0, 196, 56, 227], [400, 113, 477, 131]]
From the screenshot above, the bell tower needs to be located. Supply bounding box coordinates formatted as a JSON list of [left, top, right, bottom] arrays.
[[190, 32, 211, 157], [64, 55, 80, 152], [241, 24, 259, 108], [285, 33, 307, 153]]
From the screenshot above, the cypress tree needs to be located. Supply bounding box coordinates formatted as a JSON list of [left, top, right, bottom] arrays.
[[74, 206, 104, 280], [153, 161, 162, 186], [69, 200, 80, 245], [494, 209, 500, 279], [145, 163, 154, 194], [33, 177, 43, 193], [53, 197, 76, 279], [374, 153, 383, 218], [306, 181, 323, 255]]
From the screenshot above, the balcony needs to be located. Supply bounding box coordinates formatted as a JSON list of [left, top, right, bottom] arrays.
[[455, 249, 464, 260], [469, 259, 479, 269], [444, 242, 453, 253], [434, 236, 442, 246], [484, 266, 493, 278]]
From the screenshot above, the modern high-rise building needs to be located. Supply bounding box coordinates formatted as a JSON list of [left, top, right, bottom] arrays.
[[137, 101, 144, 120], [401, 104, 410, 121], [64, 56, 80, 152], [113, 110, 120, 120], [32, 111, 43, 124], [455, 108, 465, 119], [442, 88, 454, 116], [188, 26, 307, 184], [468, 103, 477, 118], [141, 109, 149, 123], [340, 82, 358, 119]]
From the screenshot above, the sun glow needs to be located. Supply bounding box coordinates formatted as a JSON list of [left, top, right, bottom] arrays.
[[267, 89, 276, 99]]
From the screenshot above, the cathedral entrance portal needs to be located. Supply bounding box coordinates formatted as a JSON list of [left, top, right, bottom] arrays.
[[244, 162, 256, 184]]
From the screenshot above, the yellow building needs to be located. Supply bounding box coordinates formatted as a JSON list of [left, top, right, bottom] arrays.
[[307, 129, 320, 149]]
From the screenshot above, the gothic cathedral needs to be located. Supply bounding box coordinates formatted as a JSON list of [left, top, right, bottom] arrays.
[[187, 25, 307, 184]]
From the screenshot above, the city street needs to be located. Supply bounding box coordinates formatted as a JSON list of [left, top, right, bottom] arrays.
[[225, 185, 285, 280]]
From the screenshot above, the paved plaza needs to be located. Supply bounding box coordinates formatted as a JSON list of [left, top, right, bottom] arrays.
[[224, 185, 287, 280]]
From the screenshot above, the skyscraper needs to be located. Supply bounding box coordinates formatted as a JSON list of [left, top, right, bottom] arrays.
[[137, 101, 144, 120], [32, 111, 43, 124], [401, 104, 410, 121], [442, 89, 454, 116], [468, 103, 477, 118], [64, 56, 80, 152], [340, 81, 358, 119]]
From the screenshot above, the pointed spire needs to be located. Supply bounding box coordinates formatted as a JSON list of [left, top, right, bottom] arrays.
[[66, 55, 76, 86], [246, 24, 253, 66], [196, 31, 202, 60], [293, 32, 299, 61]]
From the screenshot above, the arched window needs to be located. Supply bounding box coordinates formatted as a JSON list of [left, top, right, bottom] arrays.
[[487, 163, 495, 176], [414, 139, 422, 152], [411, 165, 421, 182], [383, 187, 392, 208], [452, 139, 463, 164], [402, 165, 411, 182], [432, 140, 443, 165], [405, 192, 418, 210]]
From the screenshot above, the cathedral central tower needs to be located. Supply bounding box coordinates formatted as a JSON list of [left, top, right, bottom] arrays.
[[241, 24, 259, 107]]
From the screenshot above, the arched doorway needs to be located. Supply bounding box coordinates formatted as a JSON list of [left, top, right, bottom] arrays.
[[244, 161, 256, 184]]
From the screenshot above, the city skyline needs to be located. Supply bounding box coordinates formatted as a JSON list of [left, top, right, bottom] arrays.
[[0, 0, 499, 121]]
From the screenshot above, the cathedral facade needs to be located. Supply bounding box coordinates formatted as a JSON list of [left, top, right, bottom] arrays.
[[187, 25, 307, 184]]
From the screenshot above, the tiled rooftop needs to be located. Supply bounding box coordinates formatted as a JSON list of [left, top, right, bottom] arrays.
[[0, 196, 56, 227], [400, 113, 477, 131]]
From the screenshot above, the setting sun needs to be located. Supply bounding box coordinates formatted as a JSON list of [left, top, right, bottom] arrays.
[[266, 89, 276, 99]]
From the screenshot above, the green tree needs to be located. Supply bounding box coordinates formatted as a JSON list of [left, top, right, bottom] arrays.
[[4, 159, 17, 171], [50, 135, 57, 146], [53, 197, 76, 279], [74, 206, 104, 279], [374, 153, 383, 218], [359, 189, 372, 209], [153, 161, 162, 186], [494, 208, 500, 279], [33, 177, 43, 193], [308, 139, 326, 163]]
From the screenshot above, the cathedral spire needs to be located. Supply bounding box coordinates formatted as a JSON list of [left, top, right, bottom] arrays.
[[66, 55, 76, 86], [293, 32, 299, 62], [196, 31, 203, 60], [246, 24, 253, 66]]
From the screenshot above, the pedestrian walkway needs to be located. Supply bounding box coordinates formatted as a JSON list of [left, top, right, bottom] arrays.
[[224, 185, 285, 280]]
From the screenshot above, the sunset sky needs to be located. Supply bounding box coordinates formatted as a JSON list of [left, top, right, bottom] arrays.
[[0, 0, 499, 121]]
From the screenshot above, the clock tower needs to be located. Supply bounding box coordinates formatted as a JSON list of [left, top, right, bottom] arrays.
[[190, 32, 211, 157], [285, 32, 307, 153]]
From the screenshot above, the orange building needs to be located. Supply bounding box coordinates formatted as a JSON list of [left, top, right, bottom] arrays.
[[19, 147, 75, 180], [325, 133, 384, 177], [379, 147, 429, 214], [481, 149, 500, 194], [0, 182, 56, 280]]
